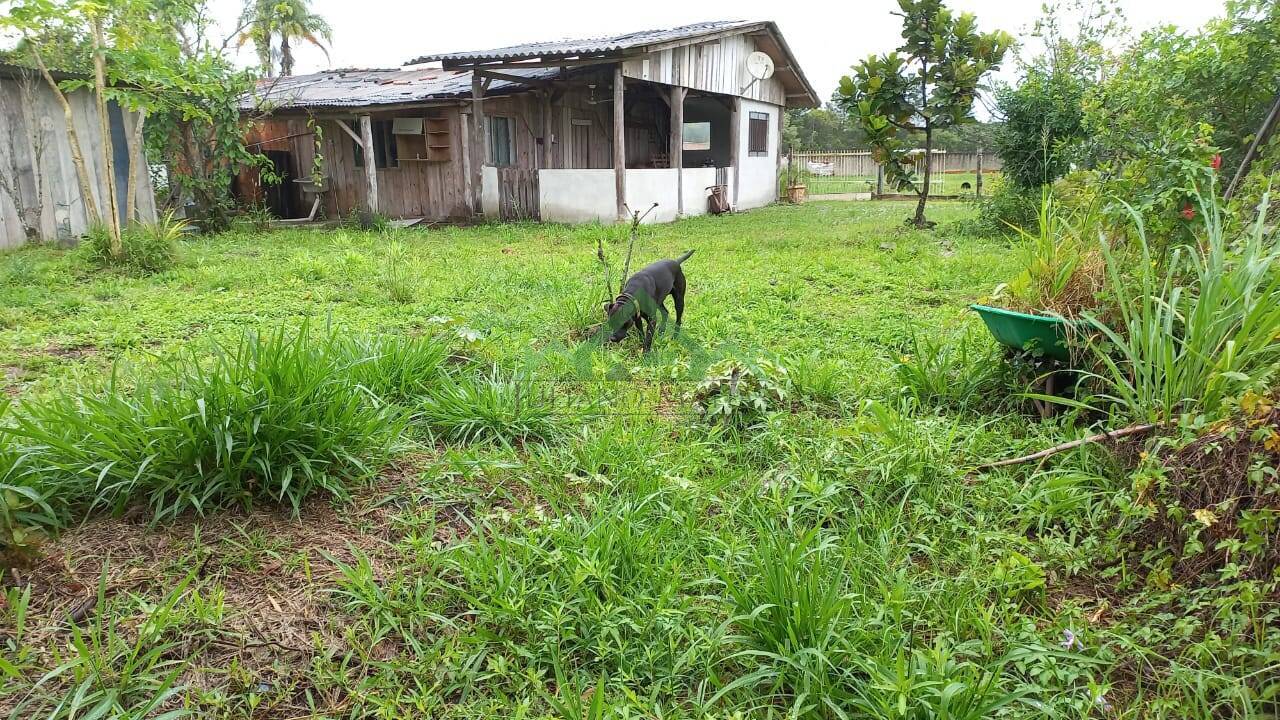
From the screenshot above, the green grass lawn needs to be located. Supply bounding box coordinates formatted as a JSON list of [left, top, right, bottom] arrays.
[[0, 201, 1272, 719]]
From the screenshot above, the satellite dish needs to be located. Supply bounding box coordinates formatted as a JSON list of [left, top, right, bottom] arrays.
[[746, 51, 775, 81]]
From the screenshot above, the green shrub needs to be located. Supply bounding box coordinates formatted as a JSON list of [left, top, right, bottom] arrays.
[[79, 213, 185, 274], [418, 367, 559, 446], [6, 322, 406, 523], [691, 357, 791, 426], [957, 177, 1040, 238]]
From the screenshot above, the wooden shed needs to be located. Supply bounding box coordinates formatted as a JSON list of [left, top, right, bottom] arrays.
[[0, 63, 156, 248], [238, 20, 818, 225]]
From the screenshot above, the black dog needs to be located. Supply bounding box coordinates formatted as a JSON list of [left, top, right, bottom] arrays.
[[604, 250, 694, 352]]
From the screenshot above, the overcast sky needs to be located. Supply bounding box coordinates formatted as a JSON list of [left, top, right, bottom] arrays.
[[209, 0, 1228, 101]]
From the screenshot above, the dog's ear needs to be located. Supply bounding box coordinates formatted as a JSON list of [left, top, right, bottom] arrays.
[[602, 300, 613, 314]]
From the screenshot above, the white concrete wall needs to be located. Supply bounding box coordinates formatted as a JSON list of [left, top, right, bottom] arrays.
[[735, 99, 782, 211], [539, 169, 616, 223], [480, 166, 499, 217], [539, 167, 736, 224]]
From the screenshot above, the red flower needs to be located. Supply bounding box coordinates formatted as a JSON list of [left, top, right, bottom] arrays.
[[1181, 203, 1197, 220], [1211, 154, 1223, 170]]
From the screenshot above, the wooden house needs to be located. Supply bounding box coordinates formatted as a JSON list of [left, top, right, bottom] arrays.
[[0, 63, 156, 247], [237, 20, 818, 224]]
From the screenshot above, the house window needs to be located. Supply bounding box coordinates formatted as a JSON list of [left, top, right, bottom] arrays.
[[748, 112, 769, 157], [353, 120, 398, 169], [488, 116, 513, 167], [682, 122, 711, 151]]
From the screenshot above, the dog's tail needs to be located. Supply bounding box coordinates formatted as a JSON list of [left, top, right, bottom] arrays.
[[675, 249, 695, 264]]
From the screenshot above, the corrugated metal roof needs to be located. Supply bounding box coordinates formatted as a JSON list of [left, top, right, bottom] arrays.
[[241, 66, 558, 110], [406, 20, 760, 65]]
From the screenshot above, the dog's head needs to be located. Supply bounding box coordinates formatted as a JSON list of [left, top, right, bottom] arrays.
[[603, 296, 636, 343]]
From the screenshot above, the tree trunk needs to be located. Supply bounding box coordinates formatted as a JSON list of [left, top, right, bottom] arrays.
[[914, 124, 932, 227], [125, 110, 146, 224], [281, 35, 293, 77], [180, 120, 208, 220], [31, 48, 99, 225], [91, 18, 122, 255]]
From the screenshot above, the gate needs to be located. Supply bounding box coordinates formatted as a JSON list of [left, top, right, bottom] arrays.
[[498, 167, 540, 221]]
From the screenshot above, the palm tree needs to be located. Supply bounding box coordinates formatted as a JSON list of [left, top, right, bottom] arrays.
[[238, 0, 332, 76]]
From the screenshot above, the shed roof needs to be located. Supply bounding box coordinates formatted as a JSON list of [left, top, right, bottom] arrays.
[[406, 20, 759, 66], [241, 66, 557, 111], [404, 19, 819, 108]]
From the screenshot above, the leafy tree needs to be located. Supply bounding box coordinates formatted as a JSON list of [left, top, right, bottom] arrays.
[[238, 0, 332, 76], [838, 0, 1011, 227], [783, 103, 866, 151], [1082, 0, 1280, 231], [3, 0, 267, 232], [994, 0, 1125, 190]]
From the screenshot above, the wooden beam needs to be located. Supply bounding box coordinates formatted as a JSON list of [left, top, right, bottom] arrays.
[[335, 119, 363, 147], [541, 90, 553, 169], [359, 114, 378, 214], [470, 73, 485, 215], [475, 68, 553, 87], [729, 97, 741, 209], [671, 85, 684, 217], [613, 65, 626, 221]]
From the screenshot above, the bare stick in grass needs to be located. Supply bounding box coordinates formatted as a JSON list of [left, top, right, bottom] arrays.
[[977, 422, 1159, 471]]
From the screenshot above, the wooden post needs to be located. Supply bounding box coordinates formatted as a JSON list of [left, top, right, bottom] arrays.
[[541, 90, 553, 169], [670, 85, 684, 217], [975, 147, 984, 198], [359, 114, 378, 214], [613, 65, 626, 221], [729, 97, 741, 208], [470, 73, 486, 215]]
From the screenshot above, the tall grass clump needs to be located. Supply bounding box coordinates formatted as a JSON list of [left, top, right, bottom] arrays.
[[380, 242, 416, 304], [79, 213, 185, 275], [343, 332, 455, 405], [992, 188, 1104, 318], [7, 323, 406, 523], [894, 328, 1012, 412], [418, 367, 559, 446], [1083, 190, 1280, 422]]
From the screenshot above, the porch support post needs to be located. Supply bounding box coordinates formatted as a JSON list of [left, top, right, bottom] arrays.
[[729, 97, 741, 209], [670, 85, 684, 217], [470, 73, 485, 215], [613, 64, 626, 221], [541, 90, 553, 169], [359, 114, 378, 214]]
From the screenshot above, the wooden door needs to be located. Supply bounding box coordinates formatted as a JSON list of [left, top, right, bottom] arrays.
[[571, 122, 591, 168], [497, 167, 539, 221]]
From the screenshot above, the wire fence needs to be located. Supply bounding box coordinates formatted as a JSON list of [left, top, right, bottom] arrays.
[[788, 149, 1003, 198]]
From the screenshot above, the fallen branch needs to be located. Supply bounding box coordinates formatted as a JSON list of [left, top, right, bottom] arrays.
[[977, 423, 1159, 471]]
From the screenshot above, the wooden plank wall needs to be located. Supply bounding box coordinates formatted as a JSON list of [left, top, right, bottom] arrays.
[[621, 33, 786, 106], [0, 73, 155, 248], [239, 106, 471, 221], [482, 85, 615, 171]]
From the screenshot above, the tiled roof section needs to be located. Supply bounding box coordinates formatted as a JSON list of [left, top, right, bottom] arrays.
[[406, 20, 759, 65], [241, 66, 558, 110]]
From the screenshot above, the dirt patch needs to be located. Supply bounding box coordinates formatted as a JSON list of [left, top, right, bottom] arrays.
[[42, 342, 99, 360], [2, 365, 25, 397]]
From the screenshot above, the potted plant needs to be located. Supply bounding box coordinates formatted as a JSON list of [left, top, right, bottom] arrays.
[[971, 189, 1103, 362]]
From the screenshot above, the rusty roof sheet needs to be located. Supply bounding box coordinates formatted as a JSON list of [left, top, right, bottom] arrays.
[[406, 20, 760, 65], [241, 66, 558, 110]]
